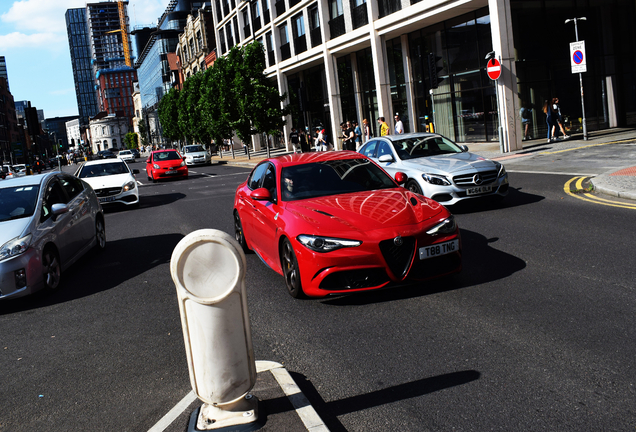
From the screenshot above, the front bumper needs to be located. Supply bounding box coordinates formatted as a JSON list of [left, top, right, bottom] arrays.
[[94, 186, 139, 206], [423, 173, 509, 206], [0, 248, 42, 300]]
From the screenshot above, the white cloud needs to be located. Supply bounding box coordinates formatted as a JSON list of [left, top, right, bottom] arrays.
[[0, 31, 64, 49], [1, 0, 86, 33]]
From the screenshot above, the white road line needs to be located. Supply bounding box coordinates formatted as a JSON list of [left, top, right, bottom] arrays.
[[147, 390, 198, 432], [506, 169, 599, 176]]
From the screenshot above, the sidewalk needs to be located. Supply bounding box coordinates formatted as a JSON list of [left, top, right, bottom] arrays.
[[211, 128, 636, 201]]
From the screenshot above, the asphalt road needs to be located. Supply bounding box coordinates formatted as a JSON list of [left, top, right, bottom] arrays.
[[1, 150, 635, 431]]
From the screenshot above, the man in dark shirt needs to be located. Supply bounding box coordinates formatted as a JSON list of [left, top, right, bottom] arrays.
[[289, 127, 299, 153]]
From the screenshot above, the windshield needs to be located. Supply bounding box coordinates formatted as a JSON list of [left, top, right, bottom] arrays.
[[155, 151, 182, 161], [184, 145, 205, 153], [280, 159, 397, 201], [78, 162, 130, 178], [391, 136, 463, 160], [0, 185, 39, 222]]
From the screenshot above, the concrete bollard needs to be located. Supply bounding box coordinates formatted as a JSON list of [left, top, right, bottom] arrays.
[[170, 229, 259, 430]]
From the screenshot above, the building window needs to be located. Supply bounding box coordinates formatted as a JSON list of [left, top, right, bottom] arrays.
[[329, 0, 345, 39], [226, 22, 234, 49], [233, 17, 240, 44], [266, 32, 275, 66], [275, 0, 286, 17], [243, 9, 251, 38], [279, 24, 291, 61], [351, 0, 368, 29], [219, 28, 227, 53], [378, 0, 402, 18], [251, 1, 262, 32], [292, 13, 306, 55], [263, 0, 271, 24], [309, 5, 321, 47], [196, 30, 202, 50]]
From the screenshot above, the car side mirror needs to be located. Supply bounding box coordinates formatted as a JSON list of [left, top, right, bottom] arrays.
[[460, 145, 469, 152], [250, 187, 272, 201], [183, 156, 186, 160], [145, 159, 150, 164], [378, 154, 395, 163], [394, 172, 407, 185], [133, 169, 140, 174], [51, 203, 69, 220]]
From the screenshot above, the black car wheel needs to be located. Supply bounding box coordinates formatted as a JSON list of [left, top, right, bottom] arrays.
[[234, 211, 250, 253], [42, 247, 61, 291], [95, 217, 106, 250], [280, 238, 305, 299], [406, 179, 423, 195]]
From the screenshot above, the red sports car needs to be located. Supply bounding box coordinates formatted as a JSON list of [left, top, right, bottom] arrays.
[[233, 151, 461, 298], [146, 149, 188, 182]]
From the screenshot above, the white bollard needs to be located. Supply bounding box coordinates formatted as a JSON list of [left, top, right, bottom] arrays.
[[170, 229, 258, 430]]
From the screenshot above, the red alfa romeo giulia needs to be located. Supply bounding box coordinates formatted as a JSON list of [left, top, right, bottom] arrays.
[[233, 151, 461, 298]]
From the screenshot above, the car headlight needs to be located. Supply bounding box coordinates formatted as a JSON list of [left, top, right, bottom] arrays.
[[0, 234, 32, 261], [123, 180, 136, 192], [180, 161, 186, 167], [297, 235, 362, 253], [426, 216, 457, 236], [153, 164, 160, 169], [495, 161, 506, 178], [422, 173, 451, 186]]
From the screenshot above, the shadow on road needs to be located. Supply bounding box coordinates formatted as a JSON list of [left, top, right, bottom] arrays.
[[0, 233, 184, 315], [450, 187, 544, 214], [322, 228, 526, 306], [285, 370, 480, 432]]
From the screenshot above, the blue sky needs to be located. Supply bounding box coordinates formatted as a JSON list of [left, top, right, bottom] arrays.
[[0, 0, 166, 119]]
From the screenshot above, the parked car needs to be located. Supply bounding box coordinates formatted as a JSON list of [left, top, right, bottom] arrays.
[[118, 150, 136, 162], [97, 150, 117, 159], [359, 133, 509, 206], [74, 159, 140, 207], [233, 151, 462, 298], [12, 164, 27, 175], [130, 149, 140, 158], [146, 149, 188, 182], [0, 172, 106, 299], [1, 165, 24, 180], [183, 144, 211, 166]]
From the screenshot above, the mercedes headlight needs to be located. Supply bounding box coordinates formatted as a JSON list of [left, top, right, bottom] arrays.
[[123, 180, 136, 192], [0, 234, 32, 261], [297, 235, 362, 253], [422, 173, 451, 186], [426, 216, 457, 236], [495, 161, 506, 178]]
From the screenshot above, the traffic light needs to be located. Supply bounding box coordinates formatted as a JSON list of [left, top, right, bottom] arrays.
[[427, 52, 444, 89]]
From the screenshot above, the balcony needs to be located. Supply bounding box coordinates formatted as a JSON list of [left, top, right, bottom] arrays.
[[351, 3, 368, 29], [378, 0, 402, 18], [329, 15, 346, 39], [310, 27, 322, 47], [280, 42, 291, 60], [293, 35, 307, 55]]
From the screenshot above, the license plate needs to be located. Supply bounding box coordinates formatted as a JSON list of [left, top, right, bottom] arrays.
[[419, 239, 459, 260], [466, 185, 492, 196], [166, 170, 177, 174], [99, 196, 116, 203]]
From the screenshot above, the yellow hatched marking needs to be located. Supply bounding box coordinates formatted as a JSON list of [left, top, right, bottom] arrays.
[[564, 177, 636, 209]]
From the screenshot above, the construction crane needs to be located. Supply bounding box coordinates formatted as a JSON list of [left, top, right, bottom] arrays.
[[106, 0, 132, 67]]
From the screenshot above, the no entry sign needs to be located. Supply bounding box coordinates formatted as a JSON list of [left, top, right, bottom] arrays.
[[570, 41, 587, 73], [487, 58, 501, 80]]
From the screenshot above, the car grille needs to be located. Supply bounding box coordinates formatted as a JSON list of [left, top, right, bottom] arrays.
[[453, 170, 498, 186], [94, 187, 122, 197], [379, 237, 416, 279], [319, 268, 389, 290], [408, 253, 462, 280]]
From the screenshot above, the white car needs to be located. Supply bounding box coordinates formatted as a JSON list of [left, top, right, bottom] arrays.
[[74, 159, 140, 207], [359, 133, 509, 206], [12, 164, 27, 175], [183, 145, 211, 166], [1, 165, 24, 180], [118, 150, 136, 162]]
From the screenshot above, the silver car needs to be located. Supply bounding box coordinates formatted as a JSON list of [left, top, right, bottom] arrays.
[[0, 172, 105, 300], [183, 144, 211, 166], [359, 133, 509, 206]]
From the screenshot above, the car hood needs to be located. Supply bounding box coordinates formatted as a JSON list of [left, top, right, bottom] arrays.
[[284, 188, 444, 232], [82, 173, 134, 189], [400, 152, 496, 174], [0, 218, 30, 245]]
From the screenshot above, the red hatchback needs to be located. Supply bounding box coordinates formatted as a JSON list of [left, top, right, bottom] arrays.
[[146, 149, 188, 182], [233, 151, 461, 298]]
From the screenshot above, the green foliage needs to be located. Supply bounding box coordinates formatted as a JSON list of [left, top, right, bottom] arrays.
[[124, 132, 138, 149], [138, 120, 149, 148], [158, 87, 181, 142]]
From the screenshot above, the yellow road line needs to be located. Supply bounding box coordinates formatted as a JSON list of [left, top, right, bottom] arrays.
[[564, 177, 636, 209], [542, 138, 635, 155]]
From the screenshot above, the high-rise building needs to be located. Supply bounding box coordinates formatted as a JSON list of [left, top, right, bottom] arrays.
[[66, 1, 136, 128], [0, 56, 9, 91], [66, 8, 99, 126]]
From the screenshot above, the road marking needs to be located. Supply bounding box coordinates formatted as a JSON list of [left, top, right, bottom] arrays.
[[147, 390, 198, 432], [564, 177, 636, 209], [508, 169, 598, 176], [542, 138, 635, 155]]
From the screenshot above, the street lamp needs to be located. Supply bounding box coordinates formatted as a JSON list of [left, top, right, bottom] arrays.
[[565, 17, 588, 141]]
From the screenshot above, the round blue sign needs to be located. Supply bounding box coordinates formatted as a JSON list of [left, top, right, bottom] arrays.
[[573, 50, 584, 65]]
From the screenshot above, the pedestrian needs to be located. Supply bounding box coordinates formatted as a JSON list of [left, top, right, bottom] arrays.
[[553, 97, 570, 139], [289, 127, 300, 153], [378, 117, 389, 136], [362, 119, 371, 142], [394, 113, 404, 134], [543, 100, 558, 143], [341, 121, 355, 151], [519, 105, 533, 141], [319, 128, 330, 151], [353, 120, 362, 151]]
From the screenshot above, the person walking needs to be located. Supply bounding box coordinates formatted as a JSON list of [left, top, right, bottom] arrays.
[[289, 127, 300, 153], [353, 120, 362, 151], [543, 100, 558, 143], [378, 117, 389, 136], [519, 105, 533, 141], [394, 114, 404, 134], [343, 121, 355, 151], [553, 97, 570, 139], [362, 119, 371, 142]]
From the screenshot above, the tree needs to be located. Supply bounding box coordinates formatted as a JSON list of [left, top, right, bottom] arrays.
[[124, 132, 138, 149], [158, 87, 181, 143], [138, 119, 149, 148], [178, 73, 212, 146]]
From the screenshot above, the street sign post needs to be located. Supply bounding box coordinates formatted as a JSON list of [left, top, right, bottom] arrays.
[[487, 58, 502, 80], [566, 17, 588, 140]]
